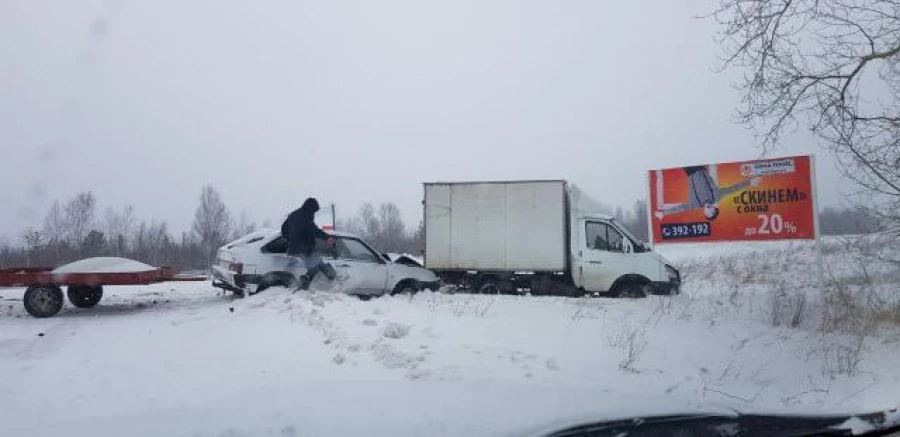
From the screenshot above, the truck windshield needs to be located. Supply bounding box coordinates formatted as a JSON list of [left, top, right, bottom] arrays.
[[611, 219, 645, 247]]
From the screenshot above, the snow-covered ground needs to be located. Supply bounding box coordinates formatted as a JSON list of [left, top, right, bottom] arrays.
[[1, 237, 899, 436]]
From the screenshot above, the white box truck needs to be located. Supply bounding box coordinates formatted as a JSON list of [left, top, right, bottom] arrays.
[[423, 180, 680, 296]]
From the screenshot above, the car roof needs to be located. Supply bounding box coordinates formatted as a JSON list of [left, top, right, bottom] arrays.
[[255, 227, 361, 239]]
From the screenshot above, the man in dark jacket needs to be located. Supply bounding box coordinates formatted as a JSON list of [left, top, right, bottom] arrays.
[[282, 197, 336, 290]]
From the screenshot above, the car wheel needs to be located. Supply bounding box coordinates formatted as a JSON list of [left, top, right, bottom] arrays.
[[391, 280, 419, 296], [252, 272, 296, 295], [24, 285, 64, 318], [67, 285, 104, 308]]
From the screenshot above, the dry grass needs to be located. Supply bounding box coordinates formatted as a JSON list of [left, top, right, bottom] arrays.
[[767, 281, 808, 329], [672, 235, 899, 377], [607, 325, 648, 372]]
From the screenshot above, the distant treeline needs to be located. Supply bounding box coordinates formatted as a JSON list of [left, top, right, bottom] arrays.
[[0, 187, 425, 271], [0, 190, 878, 270]]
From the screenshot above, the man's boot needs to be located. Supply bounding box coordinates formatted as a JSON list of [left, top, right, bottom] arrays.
[[295, 275, 312, 291], [321, 263, 338, 281]]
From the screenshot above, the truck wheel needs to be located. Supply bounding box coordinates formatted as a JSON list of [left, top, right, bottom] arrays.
[[477, 280, 501, 294], [24, 285, 64, 318], [611, 282, 648, 299], [67, 285, 104, 308]]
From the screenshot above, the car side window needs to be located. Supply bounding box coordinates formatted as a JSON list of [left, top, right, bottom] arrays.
[[261, 236, 287, 254], [335, 238, 381, 263], [314, 238, 336, 259], [586, 222, 624, 252]]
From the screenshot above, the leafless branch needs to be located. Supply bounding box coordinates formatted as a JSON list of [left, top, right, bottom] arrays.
[[714, 0, 900, 226]]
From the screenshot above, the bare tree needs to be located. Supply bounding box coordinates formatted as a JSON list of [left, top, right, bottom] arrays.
[[411, 220, 425, 255], [714, 0, 900, 230], [21, 227, 45, 267], [613, 206, 627, 223], [610, 200, 651, 242], [337, 216, 363, 235], [191, 185, 233, 266], [631, 200, 650, 242], [82, 230, 106, 257], [378, 202, 406, 252], [0, 239, 12, 269], [336, 202, 420, 253], [4, 190, 230, 270], [132, 221, 148, 261], [64, 191, 96, 248], [42, 201, 65, 243], [42, 201, 65, 263], [232, 210, 256, 239], [146, 221, 171, 266], [104, 205, 135, 256], [359, 203, 381, 241], [820, 205, 880, 234]]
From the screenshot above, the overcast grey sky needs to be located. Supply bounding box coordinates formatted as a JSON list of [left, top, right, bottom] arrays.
[[0, 0, 851, 240]]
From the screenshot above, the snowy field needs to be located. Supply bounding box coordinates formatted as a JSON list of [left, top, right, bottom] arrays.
[[1, 237, 899, 436]]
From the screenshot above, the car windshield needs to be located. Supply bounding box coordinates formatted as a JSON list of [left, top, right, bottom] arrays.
[[2, 2, 899, 436]]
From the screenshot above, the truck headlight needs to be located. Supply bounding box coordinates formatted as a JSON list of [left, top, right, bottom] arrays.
[[666, 265, 680, 282]]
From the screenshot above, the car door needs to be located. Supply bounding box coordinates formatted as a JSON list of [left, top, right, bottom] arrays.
[[581, 221, 633, 292], [260, 235, 296, 273], [332, 237, 389, 295]]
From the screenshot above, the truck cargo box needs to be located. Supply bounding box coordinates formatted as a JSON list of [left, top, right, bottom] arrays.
[[424, 180, 567, 271]]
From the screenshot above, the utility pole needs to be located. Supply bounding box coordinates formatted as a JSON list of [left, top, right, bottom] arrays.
[[331, 203, 336, 231]]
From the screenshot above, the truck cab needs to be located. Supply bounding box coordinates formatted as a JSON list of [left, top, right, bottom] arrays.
[[572, 214, 680, 296]]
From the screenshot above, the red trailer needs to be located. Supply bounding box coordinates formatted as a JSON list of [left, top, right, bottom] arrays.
[[0, 266, 206, 318]]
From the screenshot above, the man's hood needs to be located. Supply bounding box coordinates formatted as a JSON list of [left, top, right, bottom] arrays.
[[301, 197, 320, 213]]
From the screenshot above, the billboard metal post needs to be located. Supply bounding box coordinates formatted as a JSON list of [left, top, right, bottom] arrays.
[[811, 155, 826, 293], [646, 169, 654, 249]]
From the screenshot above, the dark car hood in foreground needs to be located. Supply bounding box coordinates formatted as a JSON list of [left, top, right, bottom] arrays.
[[10, 381, 899, 437]]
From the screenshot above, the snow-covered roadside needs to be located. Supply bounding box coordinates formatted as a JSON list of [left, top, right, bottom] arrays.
[[0, 284, 399, 426], [254, 287, 900, 412], [1, 238, 899, 436]]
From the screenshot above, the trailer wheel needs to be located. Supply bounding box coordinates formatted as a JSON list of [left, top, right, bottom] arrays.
[[67, 285, 104, 308], [24, 285, 64, 318]]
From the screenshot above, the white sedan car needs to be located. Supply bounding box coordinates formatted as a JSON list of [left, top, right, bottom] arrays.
[[211, 229, 439, 297]]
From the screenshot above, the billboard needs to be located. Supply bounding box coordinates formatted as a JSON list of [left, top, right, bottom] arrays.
[[649, 155, 817, 244]]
